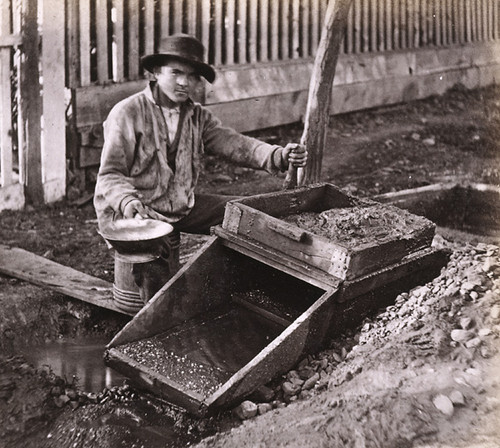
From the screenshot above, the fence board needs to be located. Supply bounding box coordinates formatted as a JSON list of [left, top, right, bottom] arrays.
[[226, 0, 236, 65], [113, 0, 125, 82], [186, 0, 197, 35], [42, 0, 66, 202], [213, 0, 223, 65], [21, 0, 43, 203], [127, 0, 140, 79], [238, 0, 247, 63], [281, 0, 290, 58], [79, 0, 91, 85], [292, 0, 300, 57], [302, 0, 310, 56], [271, 0, 279, 59], [96, 0, 109, 82], [371, 0, 377, 51], [260, 0, 269, 61], [362, 0, 369, 51], [201, 0, 210, 54], [249, 0, 258, 62], [494, 0, 499, 39], [311, 0, 319, 52], [0, 47, 12, 187], [144, 0, 155, 55], [173, 0, 182, 33]]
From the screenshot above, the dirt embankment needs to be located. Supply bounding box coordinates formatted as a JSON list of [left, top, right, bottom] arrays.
[[1, 85, 500, 447]]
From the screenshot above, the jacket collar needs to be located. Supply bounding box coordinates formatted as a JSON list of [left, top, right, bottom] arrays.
[[143, 81, 195, 115]]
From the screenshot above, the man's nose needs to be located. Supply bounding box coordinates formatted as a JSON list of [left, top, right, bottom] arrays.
[[177, 74, 188, 86]]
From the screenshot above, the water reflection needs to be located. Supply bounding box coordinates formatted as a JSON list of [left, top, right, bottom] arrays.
[[24, 337, 127, 391]]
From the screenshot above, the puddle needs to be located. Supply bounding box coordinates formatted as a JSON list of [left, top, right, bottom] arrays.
[[23, 336, 127, 391]]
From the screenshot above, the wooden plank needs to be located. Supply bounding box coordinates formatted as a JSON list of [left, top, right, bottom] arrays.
[[215, 227, 342, 289], [201, 0, 210, 58], [385, 0, 392, 50], [311, 0, 320, 53], [370, 0, 377, 51], [21, 0, 43, 204], [113, 0, 125, 82], [292, 0, 300, 58], [393, 0, 399, 48], [0, 244, 129, 315], [302, 0, 310, 56], [0, 0, 13, 187], [0, 47, 12, 187], [281, 0, 290, 58], [173, 0, 182, 33], [420, 0, 427, 45], [96, 0, 109, 82], [249, 0, 258, 62], [144, 0, 155, 56], [159, 0, 170, 37], [186, 0, 197, 35], [0, 33, 22, 48], [66, 0, 80, 88], [483, 0, 489, 41], [378, 0, 384, 51], [345, 0, 353, 53], [494, 0, 499, 40], [41, 0, 66, 203], [465, 0, 472, 42], [74, 78, 147, 128], [270, 0, 279, 59], [488, 0, 494, 40], [213, 0, 223, 65], [232, 295, 292, 327], [362, 0, 369, 51], [79, 0, 91, 85], [238, 0, 247, 63], [127, 0, 140, 79], [260, 0, 269, 61], [354, 0, 361, 52], [225, 0, 236, 65]]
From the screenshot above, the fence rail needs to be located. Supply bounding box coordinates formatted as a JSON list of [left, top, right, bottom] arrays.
[[67, 0, 500, 89]]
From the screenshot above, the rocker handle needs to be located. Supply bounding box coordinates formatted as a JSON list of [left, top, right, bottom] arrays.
[[267, 219, 306, 242]]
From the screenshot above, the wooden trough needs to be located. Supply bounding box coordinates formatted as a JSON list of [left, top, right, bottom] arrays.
[[106, 183, 446, 415]]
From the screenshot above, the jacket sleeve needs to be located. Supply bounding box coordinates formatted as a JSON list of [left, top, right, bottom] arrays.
[[94, 103, 140, 219], [201, 109, 287, 174]]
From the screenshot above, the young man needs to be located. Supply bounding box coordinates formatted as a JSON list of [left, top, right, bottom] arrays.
[[94, 34, 307, 302]]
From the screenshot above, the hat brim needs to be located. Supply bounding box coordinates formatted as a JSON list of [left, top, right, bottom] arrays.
[[141, 54, 215, 83]]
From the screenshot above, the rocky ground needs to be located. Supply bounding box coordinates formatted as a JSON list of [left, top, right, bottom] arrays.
[[0, 84, 499, 447]]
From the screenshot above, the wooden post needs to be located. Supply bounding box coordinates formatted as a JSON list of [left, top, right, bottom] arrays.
[[41, 0, 66, 203], [21, 0, 44, 204], [284, 0, 354, 188]]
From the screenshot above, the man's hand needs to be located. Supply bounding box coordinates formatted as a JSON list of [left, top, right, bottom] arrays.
[[122, 199, 170, 222], [282, 143, 308, 168]]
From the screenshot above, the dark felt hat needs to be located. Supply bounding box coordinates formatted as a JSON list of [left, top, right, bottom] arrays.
[[141, 34, 215, 83]]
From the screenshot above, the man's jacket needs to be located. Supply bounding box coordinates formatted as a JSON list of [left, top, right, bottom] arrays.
[[94, 83, 286, 231]]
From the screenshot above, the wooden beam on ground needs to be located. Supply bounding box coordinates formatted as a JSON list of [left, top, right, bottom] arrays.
[[0, 244, 132, 316]]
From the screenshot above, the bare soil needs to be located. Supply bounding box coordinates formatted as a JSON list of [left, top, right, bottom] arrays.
[[1, 84, 500, 448]]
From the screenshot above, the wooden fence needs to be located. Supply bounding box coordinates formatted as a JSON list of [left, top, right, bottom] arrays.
[[68, 0, 500, 89]]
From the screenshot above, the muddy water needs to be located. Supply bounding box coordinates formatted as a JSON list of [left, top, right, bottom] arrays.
[[23, 337, 127, 391]]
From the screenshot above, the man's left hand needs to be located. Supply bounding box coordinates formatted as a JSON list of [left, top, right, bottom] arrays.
[[283, 143, 308, 168]]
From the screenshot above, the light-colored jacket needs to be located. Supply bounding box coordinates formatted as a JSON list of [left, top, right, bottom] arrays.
[[94, 83, 286, 231]]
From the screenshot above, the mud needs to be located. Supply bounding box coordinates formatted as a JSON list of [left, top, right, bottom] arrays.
[[283, 204, 432, 249]]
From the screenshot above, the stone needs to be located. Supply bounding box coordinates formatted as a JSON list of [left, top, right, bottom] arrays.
[[257, 403, 272, 415], [302, 372, 320, 390], [490, 305, 500, 320], [433, 394, 454, 416], [459, 317, 473, 330], [234, 400, 258, 420], [450, 329, 474, 343], [465, 337, 481, 349], [449, 390, 465, 406], [282, 382, 301, 396]]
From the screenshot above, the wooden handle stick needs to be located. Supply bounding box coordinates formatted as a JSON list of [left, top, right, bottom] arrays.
[[283, 0, 354, 190]]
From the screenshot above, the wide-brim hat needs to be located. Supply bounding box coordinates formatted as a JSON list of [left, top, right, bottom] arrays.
[[141, 33, 215, 83]]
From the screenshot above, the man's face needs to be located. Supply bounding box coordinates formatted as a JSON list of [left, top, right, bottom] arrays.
[[154, 59, 200, 104]]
